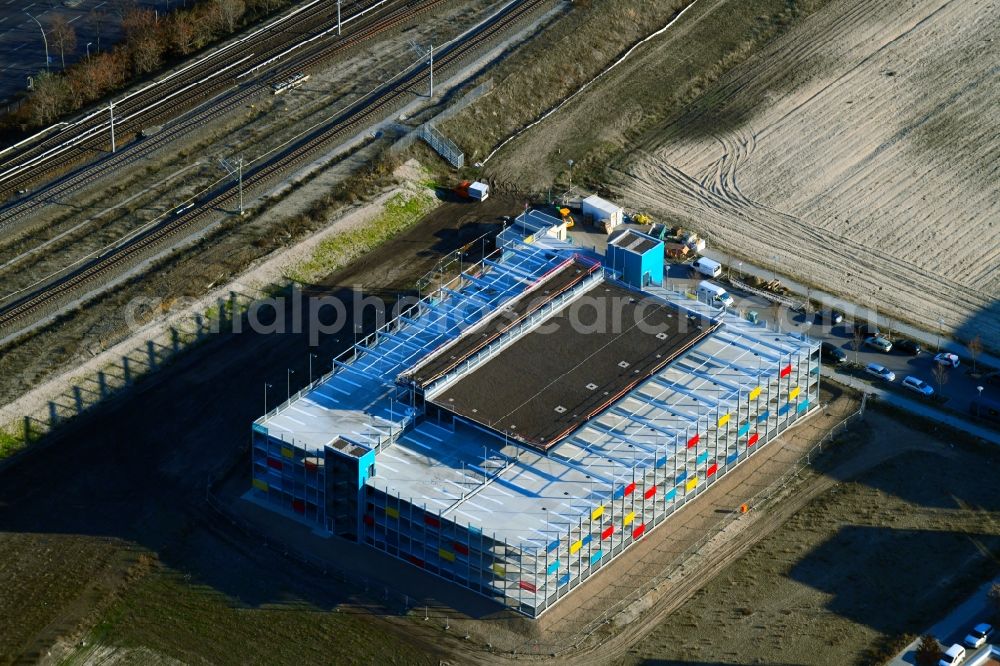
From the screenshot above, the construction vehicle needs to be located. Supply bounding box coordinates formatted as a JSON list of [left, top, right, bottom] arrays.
[[665, 242, 689, 259], [453, 180, 489, 201], [558, 207, 575, 229], [632, 212, 651, 225]]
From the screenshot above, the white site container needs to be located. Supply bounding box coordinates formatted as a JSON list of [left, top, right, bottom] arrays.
[[582, 195, 623, 229], [469, 181, 490, 201]]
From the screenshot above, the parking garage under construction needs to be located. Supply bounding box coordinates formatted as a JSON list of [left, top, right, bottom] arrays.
[[249, 210, 821, 617]]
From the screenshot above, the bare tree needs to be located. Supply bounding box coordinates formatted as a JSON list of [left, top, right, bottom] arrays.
[[932, 363, 949, 397], [852, 325, 865, 365], [67, 51, 118, 104], [168, 13, 196, 55], [110, 0, 137, 21], [122, 6, 156, 41], [49, 15, 77, 70], [968, 334, 982, 374], [28, 71, 71, 125], [131, 36, 164, 74], [248, 0, 282, 15], [989, 582, 1000, 612], [122, 7, 163, 74], [915, 635, 942, 666], [89, 9, 106, 51], [213, 0, 245, 34]]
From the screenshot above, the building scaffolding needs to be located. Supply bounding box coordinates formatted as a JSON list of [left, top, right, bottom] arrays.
[[249, 210, 821, 617]]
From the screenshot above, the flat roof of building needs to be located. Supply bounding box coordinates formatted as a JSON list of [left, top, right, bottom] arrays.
[[257, 242, 571, 452], [368, 283, 819, 551], [609, 228, 660, 254], [582, 195, 622, 215], [427, 281, 718, 450], [401, 257, 599, 389]]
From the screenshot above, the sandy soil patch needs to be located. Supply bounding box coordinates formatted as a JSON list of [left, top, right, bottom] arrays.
[[620, 0, 999, 348]]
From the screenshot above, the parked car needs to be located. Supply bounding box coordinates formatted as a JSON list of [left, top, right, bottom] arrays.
[[934, 352, 961, 368], [815, 309, 844, 326], [851, 322, 880, 337], [864, 335, 893, 352], [894, 338, 922, 355], [902, 376, 934, 396], [821, 342, 847, 364], [964, 623, 994, 649], [865, 363, 895, 382], [939, 643, 966, 666]]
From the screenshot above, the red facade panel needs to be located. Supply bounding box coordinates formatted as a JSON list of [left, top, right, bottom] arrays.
[[644, 486, 657, 499], [624, 482, 637, 496], [706, 463, 718, 477], [407, 555, 425, 568], [780, 364, 792, 378], [601, 525, 614, 540], [453, 542, 469, 555], [632, 523, 646, 539], [267, 458, 282, 470], [424, 515, 441, 528], [292, 499, 305, 513], [687, 433, 700, 448], [748, 432, 759, 446], [363, 514, 374, 526], [518, 580, 537, 593]]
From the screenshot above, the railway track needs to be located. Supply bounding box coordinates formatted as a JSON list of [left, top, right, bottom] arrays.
[[0, 0, 453, 231], [0, 0, 404, 205], [0, 0, 548, 332]]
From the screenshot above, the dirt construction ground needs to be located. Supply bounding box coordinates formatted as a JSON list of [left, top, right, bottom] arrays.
[[618, 409, 1000, 666], [1, 185, 999, 664], [468, 0, 997, 350], [620, 0, 999, 348]]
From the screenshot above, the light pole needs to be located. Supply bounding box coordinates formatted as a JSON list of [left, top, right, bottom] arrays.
[[977, 386, 984, 400], [567, 159, 574, 194], [408, 41, 433, 97], [109, 100, 116, 152], [869, 289, 877, 330], [737, 261, 743, 280], [771, 254, 778, 283], [263, 382, 272, 414], [287, 368, 294, 400], [937, 317, 944, 351], [86, 41, 93, 58], [25, 11, 49, 72], [219, 155, 245, 215], [309, 353, 317, 384]]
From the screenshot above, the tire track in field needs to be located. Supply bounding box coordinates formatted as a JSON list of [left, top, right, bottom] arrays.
[[621, 0, 1000, 347]]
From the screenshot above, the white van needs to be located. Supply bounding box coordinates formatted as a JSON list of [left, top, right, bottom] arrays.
[[698, 281, 734, 308], [691, 257, 722, 278], [939, 643, 966, 666]]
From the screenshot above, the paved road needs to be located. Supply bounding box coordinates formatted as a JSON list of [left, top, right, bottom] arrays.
[[700, 246, 1000, 369], [714, 279, 998, 440], [0, 0, 166, 106], [710, 276, 999, 435], [886, 576, 999, 666]]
